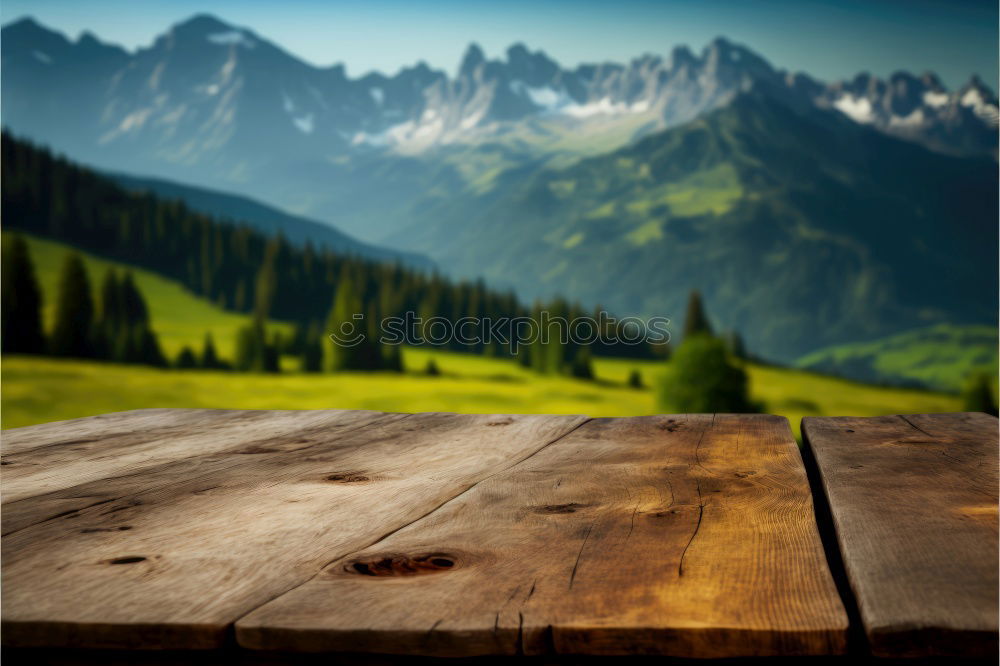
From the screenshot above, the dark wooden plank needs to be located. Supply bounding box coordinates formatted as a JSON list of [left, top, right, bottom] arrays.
[[1, 410, 586, 650], [802, 412, 999, 658], [237, 414, 848, 658]]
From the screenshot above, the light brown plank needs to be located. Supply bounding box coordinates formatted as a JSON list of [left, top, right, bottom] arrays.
[[1, 410, 587, 650], [1, 408, 387, 503], [237, 414, 848, 658], [1, 409, 224, 455], [1, 409, 392, 536], [803, 412, 999, 658]]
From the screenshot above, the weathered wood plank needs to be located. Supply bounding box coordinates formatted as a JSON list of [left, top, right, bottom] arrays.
[[1, 409, 386, 503], [237, 414, 848, 658], [1, 409, 222, 455], [802, 412, 999, 658], [1, 409, 393, 536], [1, 410, 587, 650]]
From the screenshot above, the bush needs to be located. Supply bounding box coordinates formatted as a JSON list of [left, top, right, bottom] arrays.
[[962, 372, 998, 416], [175, 346, 198, 369], [628, 369, 643, 389], [656, 334, 757, 413]]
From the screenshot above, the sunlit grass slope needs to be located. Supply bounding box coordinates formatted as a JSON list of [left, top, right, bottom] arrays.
[[5, 232, 292, 359], [796, 323, 998, 392], [1, 351, 960, 434]]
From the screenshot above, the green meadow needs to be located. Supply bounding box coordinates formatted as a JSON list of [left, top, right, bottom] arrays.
[[1, 232, 962, 434], [1, 351, 960, 436]]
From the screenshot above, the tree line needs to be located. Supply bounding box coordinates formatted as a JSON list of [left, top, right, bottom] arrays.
[[2, 234, 166, 365], [1, 132, 664, 376]]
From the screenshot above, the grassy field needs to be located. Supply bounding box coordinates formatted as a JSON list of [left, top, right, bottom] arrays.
[[1, 350, 961, 436], [6, 232, 293, 360], [2, 231, 964, 436]]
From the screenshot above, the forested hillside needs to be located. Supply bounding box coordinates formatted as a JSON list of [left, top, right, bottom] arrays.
[[1, 133, 657, 368], [399, 92, 999, 361]]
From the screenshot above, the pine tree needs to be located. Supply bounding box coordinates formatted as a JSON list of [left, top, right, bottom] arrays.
[[49, 253, 94, 358], [962, 372, 998, 416], [234, 321, 279, 373], [682, 290, 713, 340], [200, 332, 220, 369], [253, 239, 279, 321], [234, 325, 259, 372], [98, 269, 124, 330], [1, 234, 45, 353], [569, 345, 594, 380], [264, 330, 281, 373], [724, 330, 748, 360], [120, 272, 149, 327], [93, 268, 122, 359], [92, 270, 166, 366], [299, 323, 323, 373], [325, 271, 382, 371], [138, 325, 167, 367]]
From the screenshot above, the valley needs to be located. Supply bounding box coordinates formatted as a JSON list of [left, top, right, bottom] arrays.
[[1, 12, 996, 413]]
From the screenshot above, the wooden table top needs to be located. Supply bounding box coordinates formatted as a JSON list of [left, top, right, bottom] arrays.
[[1, 409, 995, 660]]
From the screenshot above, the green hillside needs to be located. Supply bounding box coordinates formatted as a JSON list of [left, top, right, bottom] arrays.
[[399, 91, 998, 364], [4, 231, 292, 360], [797, 324, 999, 392]]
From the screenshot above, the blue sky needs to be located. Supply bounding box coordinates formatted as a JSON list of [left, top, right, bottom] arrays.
[[2, 0, 996, 89]]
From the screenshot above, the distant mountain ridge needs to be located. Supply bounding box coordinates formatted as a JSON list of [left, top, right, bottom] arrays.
[[2, 14, 995, 170]]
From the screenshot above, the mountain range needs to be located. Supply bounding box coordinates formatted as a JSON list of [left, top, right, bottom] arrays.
[[399, 90, 998, 359], [1, 14, 997, 365]]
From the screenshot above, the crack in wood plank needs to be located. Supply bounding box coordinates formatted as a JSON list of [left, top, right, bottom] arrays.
[[677, 479, 705, 577], [233, 414, 848, 658], [898, 414, 935, 439], [567, 523, 594, 590]]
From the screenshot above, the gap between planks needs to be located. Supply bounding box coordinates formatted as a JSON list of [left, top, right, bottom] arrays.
[[235, 414, 848, 658]]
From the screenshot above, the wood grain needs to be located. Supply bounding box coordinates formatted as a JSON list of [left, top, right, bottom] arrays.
[[237, 414, 848, 658], [1, 410, 586, 650], [1, 408, 386, 503], [803, 412, 999, 658], [1, 409, 391, 536]]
